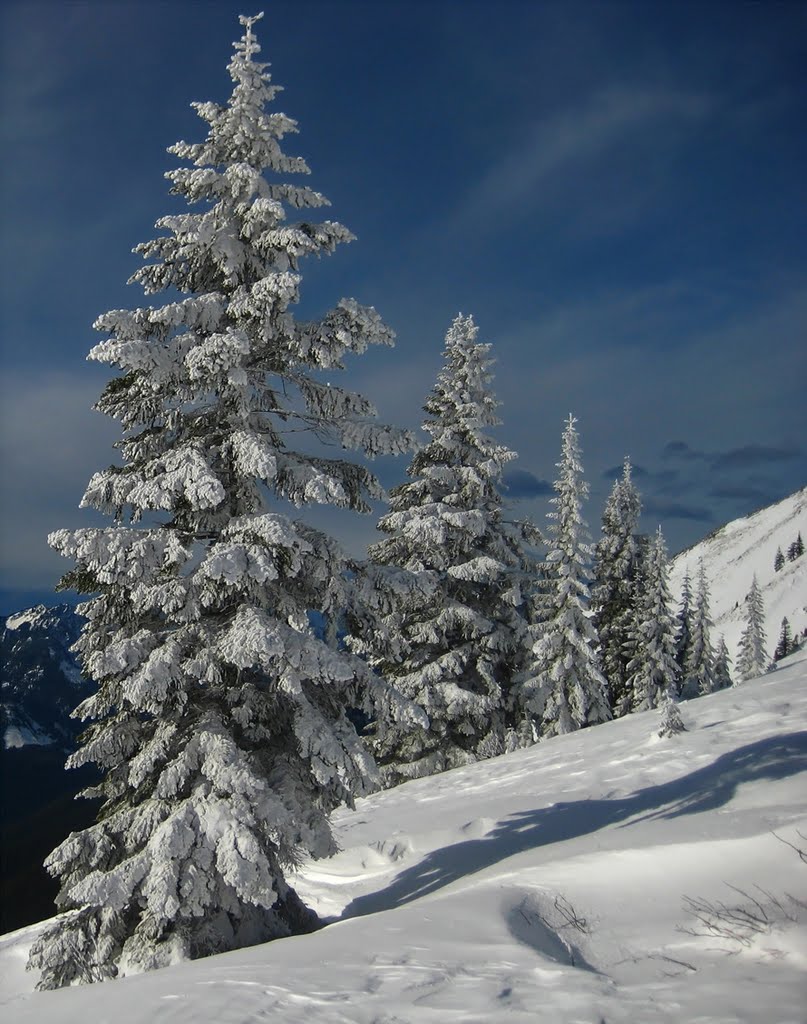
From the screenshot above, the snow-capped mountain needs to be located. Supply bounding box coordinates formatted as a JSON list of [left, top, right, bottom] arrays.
[[1, 604, 90, 751], [670, 485, 807, 668]]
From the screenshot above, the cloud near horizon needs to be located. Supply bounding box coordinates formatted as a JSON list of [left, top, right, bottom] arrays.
[[502, 469, 553, 499], [663, 440, 803, 472], [643, 499, 714, 523]]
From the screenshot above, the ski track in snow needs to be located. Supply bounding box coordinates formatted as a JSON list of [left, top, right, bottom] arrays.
[[2, 651, 806, 1023]]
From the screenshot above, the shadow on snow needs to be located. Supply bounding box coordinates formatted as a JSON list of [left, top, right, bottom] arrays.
[[340, 731, 807, 920]]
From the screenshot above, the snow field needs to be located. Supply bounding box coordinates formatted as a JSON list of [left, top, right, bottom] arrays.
[[2, 650, 806, 1022]]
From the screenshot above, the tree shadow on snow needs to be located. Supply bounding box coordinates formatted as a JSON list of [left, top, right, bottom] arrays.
[[340, 731, 807, 920]]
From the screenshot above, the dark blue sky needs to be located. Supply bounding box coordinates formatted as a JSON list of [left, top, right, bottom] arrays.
[[1, 1, 805, 612]]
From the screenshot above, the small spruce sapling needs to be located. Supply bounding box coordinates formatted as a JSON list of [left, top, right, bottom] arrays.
[[658, 695, 686, 738]]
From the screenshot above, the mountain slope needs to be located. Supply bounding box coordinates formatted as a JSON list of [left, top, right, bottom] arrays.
[[1, 650, 805, 1023], [1, 604, 89, 750], [670, 485, 807, 667], [0, 604, 99, 933]]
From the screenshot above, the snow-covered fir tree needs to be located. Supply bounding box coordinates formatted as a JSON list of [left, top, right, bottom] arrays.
[[682, 562, 716, 697], [714, 635, 732, 690], [774, 547, 785, 571], [528, 415, 610, 737], [348, 314, 541, 784], [28, 14, 422, 989], [591, 458, 642, 717], [736, 575, 768, 682], [625, 527, 679, 711], [674, 571, 694, 680]]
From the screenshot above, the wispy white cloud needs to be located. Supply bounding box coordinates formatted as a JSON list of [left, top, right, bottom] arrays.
[[447, 86, 715, 237]]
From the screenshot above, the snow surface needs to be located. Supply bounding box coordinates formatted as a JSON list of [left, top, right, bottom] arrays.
[[2, 650, 806, 1022], [670, 485, 807, 667]]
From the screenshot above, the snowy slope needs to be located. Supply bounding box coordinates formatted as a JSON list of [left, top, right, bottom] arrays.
[[1, 652, 806, 1023], [670, 485, 807, 667]]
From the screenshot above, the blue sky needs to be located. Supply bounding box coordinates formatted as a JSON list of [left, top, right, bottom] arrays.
[[1, 0, 805, 613]]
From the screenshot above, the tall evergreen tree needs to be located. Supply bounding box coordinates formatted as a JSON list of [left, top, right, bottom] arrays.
[[348, 314, 541, 783], [714, 634, 732, 690], [591, 458, 642, 716], [683, 562, 716, 697], [29, 15, 420, 989], [774, 546, 785, 571], [736, 575, 768, 682], [529, 415, 610, 736], [774, 617, 794, 661], [674, 571, 694, 681], [618, 531, 651, 706], [625, 527, 679, 711]]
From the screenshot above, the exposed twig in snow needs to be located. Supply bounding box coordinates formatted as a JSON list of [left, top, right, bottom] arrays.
[[553, 893, 589, 934], [772, 829, 807, 864]]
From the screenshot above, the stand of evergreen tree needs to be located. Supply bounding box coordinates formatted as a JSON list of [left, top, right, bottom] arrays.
[[528, 416, 610, 736], [624, 527, 679, 711], [736, 575, 768, 682], [348, 314, 541, 784], [591, 458, 642, 717], [29, 15, 421, 989]]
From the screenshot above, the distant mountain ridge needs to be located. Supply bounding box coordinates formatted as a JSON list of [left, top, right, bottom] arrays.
[[1, 604, 90, 751], [670, 485, 807, 668], [0, 604, 100, 933]]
